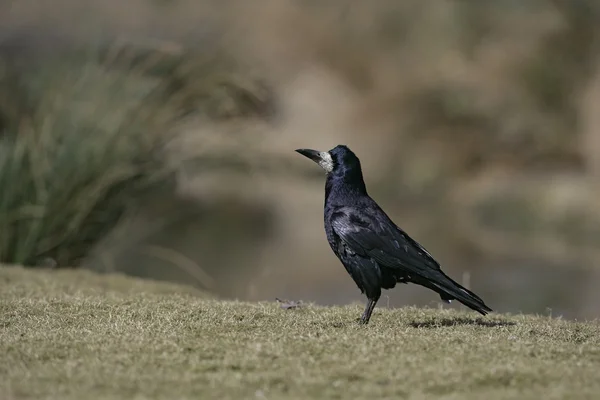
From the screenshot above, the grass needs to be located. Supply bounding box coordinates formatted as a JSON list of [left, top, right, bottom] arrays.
[[0, 40, 275, 269], [1, 266, 599, 399], [0, 48, 179, 267]]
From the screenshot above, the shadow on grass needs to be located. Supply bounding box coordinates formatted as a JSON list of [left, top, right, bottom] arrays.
[[409, 317, 516, 329]]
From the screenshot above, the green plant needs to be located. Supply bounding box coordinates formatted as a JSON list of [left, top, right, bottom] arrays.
[[0, 48, 180, 267]]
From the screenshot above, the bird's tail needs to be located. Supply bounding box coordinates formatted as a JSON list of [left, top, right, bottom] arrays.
[[421, 271, 492, 316]]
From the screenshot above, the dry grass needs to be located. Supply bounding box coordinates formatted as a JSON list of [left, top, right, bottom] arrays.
[[1, 266, 599, 400]]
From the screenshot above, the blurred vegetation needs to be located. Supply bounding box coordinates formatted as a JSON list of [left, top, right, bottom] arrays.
[[2, 0, 600, 317], [0, 40, 275, 268]]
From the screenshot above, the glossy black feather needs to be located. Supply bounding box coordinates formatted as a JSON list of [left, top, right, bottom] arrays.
[[299, 144, 492, 324]]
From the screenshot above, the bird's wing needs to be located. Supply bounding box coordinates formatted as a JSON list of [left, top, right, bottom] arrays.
[[330, 206, 441, 277], [331, 206, 493, 315]]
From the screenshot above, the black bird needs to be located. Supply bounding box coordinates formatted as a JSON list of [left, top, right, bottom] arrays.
[[296, 144, 492, 324]]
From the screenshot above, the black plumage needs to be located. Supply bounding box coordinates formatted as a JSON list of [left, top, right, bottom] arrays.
[[296, 144, 492, 324]]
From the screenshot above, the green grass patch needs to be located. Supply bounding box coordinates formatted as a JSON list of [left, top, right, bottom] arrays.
[[1, 266, 599, 399]]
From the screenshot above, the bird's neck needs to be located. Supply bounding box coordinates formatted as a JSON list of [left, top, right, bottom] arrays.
[[325, 167, 368, 200]]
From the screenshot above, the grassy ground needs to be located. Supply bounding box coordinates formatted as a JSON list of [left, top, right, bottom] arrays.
[[1, 266, 599, 400]]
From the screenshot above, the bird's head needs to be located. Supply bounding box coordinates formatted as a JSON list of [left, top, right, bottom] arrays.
[[295, 145, 361, 175]]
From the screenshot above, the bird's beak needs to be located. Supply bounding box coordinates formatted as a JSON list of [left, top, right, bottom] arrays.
[[295, 148, 323, 163], [296, 148, 334, 173]]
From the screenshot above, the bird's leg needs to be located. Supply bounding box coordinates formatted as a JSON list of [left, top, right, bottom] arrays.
[[359, 297, 379, 325]]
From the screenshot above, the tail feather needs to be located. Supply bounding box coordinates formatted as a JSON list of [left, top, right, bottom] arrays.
[[421, 272, 492, 315]]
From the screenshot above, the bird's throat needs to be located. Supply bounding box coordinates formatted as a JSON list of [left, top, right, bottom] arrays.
[[325, 171, 368, 201]]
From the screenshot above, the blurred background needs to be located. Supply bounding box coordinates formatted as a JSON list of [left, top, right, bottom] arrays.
[[1, 0, 600, 319]]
